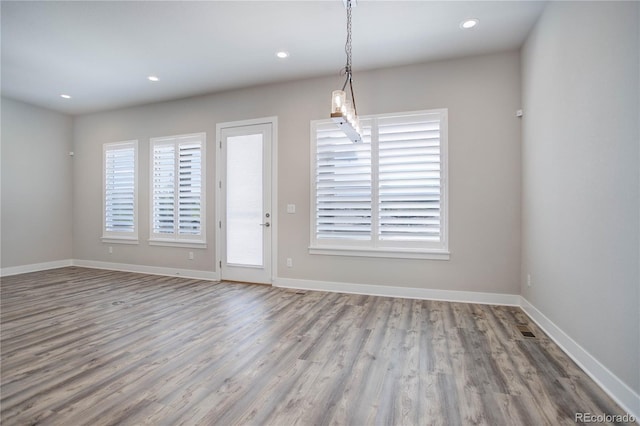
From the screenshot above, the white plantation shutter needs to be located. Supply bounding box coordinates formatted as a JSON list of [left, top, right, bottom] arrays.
[[315, 121, 371, 240], [378, 113, 442, 242], [178, 142, 202, 235], [311, 109, 448, 257], [151, 133, 205, 243], [152, 144, 176, 235], [103, 141, 137, 240]]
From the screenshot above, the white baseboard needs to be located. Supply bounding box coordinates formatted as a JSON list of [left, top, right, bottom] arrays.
[[520, 297, 640, 420], [0, 259, 73, 277], [273, 277, 520, 306], [1, 259, 219, 281], [72, 259, 219, 281]]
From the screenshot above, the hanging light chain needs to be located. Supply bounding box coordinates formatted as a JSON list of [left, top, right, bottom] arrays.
[[331, 0, 362, 142], [342, 0, 357, 116], [345, 1, 353, 76]]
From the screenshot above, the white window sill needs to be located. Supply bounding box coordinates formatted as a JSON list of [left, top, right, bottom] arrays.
[[148, 239, 207, 249], [308, 246, 450, 260], [102, 237, 139, 245]]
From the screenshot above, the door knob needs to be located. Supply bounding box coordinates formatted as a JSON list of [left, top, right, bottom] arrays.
[[260, 222, 271, 227]]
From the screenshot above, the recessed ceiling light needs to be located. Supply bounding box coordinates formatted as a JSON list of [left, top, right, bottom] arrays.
[[460, 19, 479, 29], [276, 51, 290, 59], [60, 94, 71, 99], [148, 75, 160, 82]]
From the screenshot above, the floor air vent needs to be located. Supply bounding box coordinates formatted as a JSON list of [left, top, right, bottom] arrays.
[[517, 325, 536, 338]]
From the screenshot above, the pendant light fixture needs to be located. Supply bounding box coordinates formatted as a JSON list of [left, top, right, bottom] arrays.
[[330, 0, 362, 143]]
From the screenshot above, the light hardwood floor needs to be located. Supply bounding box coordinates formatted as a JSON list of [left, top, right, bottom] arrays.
[[0, 267, 630, 425]]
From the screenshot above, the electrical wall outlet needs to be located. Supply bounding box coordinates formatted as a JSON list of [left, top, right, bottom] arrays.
[[286, 258, 293, 268], [188, 251, 194, 260], [527, 274, 532, 287], [108, 246, 113, 254]]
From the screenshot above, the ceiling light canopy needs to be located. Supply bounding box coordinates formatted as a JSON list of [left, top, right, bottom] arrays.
[[60, 94, 71, 99], [330, 0, 362, 143], [276, 51, 289, 59], [147, 75, 160, 82], [460, 19, 479, 29]]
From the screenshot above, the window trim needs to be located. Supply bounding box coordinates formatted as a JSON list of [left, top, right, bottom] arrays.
[[102, 140, 139, 244], [308, 246, 450, 260], [149, 132, 207, 248], [309, 108, 449, 260]]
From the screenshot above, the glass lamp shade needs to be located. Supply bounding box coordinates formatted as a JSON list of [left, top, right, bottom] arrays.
[[344, 100, 354, 121], [331, 90, 346, 115], [330, 89, 362, 143], [354, 118, 362, 135]]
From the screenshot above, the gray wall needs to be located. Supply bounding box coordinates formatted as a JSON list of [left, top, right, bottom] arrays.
[[521, 1, 639, 393], [73, 50, 522, 294], [1, 97, 74, 268]]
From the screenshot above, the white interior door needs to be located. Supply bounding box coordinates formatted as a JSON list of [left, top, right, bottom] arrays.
[[219, 122, 272, 284]]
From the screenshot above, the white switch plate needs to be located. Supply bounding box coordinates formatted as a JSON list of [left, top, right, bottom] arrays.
[[287, 204, 296, 214]]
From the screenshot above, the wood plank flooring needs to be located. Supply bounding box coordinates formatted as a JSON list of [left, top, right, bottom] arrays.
[[0, 267, 630, 425]]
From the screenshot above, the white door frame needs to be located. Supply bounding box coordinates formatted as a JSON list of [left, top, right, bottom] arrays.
[[215, 116, 278, 284]]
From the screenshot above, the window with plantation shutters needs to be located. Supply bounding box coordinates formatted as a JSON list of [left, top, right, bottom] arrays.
[[377, 114, 442, 243], [310, 109, 449, 259], [315, 120, 372, 241], [103, 141, 138, 243], [150, 133, 206, 246]]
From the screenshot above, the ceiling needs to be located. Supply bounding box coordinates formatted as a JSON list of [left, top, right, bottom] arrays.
[[1, 1, 547, 116]]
